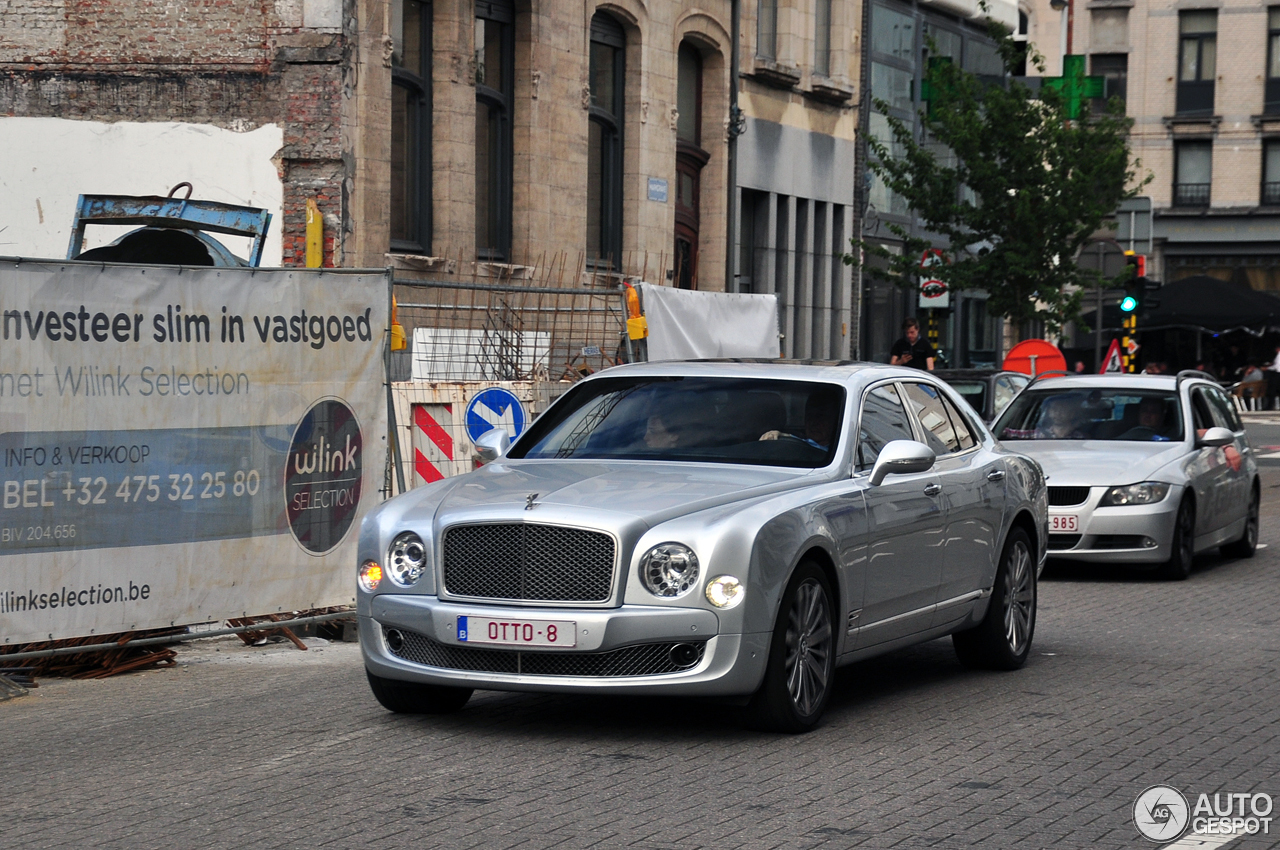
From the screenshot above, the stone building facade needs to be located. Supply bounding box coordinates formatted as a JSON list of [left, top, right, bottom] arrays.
[[1, 0, 876, 360], [1070, 0, 1280, 292]]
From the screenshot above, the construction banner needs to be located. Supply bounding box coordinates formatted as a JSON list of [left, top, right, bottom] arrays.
[[0, 259, 390, 644]]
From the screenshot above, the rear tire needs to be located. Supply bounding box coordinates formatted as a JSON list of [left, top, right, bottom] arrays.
[[366, 670, 473, 714], [1158, 499, 1195, 581], [953, 527, 1036, 671], [745, 561, 836, 734], [1221, 484, 1259, 560]]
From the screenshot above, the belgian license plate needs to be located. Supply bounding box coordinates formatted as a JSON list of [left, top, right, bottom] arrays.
[[457, 616, 577, 647], [1049, 514, 1079, 533]]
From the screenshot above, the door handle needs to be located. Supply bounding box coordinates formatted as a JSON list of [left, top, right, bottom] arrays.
[[987, 470, 1005, 482], [923, 483, 942, 496]]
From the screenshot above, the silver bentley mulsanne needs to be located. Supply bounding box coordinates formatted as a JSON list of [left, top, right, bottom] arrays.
[[358, 361, 1048, 732]]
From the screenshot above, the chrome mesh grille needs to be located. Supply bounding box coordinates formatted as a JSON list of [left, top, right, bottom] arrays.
[[1048, 486, 1091, 507], [386, 628, 705, 677], [442, 523, 615, 602]]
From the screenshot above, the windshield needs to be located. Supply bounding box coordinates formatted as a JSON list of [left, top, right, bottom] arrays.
[[509, 376, 846, 468], [995, 388, 1184, 442]]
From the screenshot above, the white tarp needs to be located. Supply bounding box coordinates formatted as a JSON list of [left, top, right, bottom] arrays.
[[639, 283, 780, 361], [0, 260, 389, 644]]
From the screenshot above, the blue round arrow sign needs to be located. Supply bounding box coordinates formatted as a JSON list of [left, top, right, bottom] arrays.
[[465, 387, 528, 443]]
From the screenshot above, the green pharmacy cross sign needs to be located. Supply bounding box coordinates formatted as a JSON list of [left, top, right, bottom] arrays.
[[1043, 55, 1105, 120]]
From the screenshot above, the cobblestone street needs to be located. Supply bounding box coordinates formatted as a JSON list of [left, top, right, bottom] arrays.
[[6, 476, 1280, 850]]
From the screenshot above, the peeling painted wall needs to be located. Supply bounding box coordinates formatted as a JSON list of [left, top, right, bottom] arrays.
[[0, 118, 284, 264]]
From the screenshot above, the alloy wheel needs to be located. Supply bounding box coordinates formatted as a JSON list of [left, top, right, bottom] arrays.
[[784, 578, 833, 716], [1003, 540, 1034, 655]]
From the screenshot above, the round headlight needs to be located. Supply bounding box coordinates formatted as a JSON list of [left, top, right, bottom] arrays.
[[705, 575, 745, 609], [387, 532, 427, 587], [358, 560, 382, 592], [640, 543, 700, 598]]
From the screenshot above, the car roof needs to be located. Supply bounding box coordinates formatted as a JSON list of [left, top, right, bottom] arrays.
[[1019, 373, 1193, 392], [591, 358, 944, 386], [933, 369, 1027, 380]]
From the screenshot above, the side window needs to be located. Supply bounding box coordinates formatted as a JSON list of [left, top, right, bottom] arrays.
[[940, 394, 977, 450], [1190, 388, 1216, 432], [1206, 387, 1242, 431], [993, 375, 1026, 418], [902, 382, 960, 455], [856, 384, 915, 471]]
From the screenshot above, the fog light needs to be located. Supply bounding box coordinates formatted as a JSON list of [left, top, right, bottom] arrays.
[[704, 575, 745, 609], [669, 643, 701, 668], [358, 560, 382, 592], [1143, 537, 1158, 548], [385, 629, 404, 653]]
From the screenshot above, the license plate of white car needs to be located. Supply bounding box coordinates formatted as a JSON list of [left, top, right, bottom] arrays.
[[1049, 514, 1079, 533], [457, 616, 577, 647]]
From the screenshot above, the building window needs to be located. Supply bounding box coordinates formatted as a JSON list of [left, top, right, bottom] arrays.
[[867, 3, 916, 221], [814, 0, 832, 77], [1012, 11, 1029, 76], [1264, 140, 1280, 206], [1177, 10, 1216, 116], [587, 12, 625, 270], [475, 0, 514, 261], [1267, 8, 1280, 114], [758, 0, 777, 60], [1174, 140, 1212, 207], [674, 41, 708, 289], [1090, 53, 1127, 112], [390, 0, 431, 253]]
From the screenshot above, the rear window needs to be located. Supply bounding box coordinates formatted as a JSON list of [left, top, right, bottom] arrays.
[[945, 380, 987, 416]]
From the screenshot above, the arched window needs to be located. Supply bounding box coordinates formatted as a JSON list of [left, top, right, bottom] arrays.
[[587, 12, 625, 269], [391, 0, 431, 253], [476, 0, 514, 260], [674, 41, 708, 289]]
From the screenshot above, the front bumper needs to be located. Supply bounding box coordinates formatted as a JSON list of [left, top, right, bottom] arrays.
[[1045, 486, 1181, 564], [361, 594, 771, 697]]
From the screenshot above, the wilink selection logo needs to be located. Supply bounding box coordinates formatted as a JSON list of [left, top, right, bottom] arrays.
[[285, 398, 362, 554], [1134, 785, 1190, 842]]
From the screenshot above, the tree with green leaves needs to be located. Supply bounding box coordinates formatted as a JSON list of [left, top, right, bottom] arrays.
[[846, 20, 1149, 336]]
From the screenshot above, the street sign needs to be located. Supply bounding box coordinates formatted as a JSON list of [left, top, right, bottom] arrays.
[[1117, 197, 1153, 255], [1101, 339, 1123, 372], [465, 387, 528, 443], [918, 248, 950, 309]]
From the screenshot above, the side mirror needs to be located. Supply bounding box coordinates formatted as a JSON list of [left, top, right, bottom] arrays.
[[869, 440, 936, 486], [474, 428, 511, 463], [1197, 426, 1234, 448]]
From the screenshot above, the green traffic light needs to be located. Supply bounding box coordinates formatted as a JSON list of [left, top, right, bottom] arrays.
[[1120, 295, 1138, 313]]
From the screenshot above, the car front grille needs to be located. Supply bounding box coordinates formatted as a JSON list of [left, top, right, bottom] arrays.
[[442, 523, 616, 603], [1048, 487, 1091, 507], [1048, 534, 1081, 550], [384, 628, 706, 677]]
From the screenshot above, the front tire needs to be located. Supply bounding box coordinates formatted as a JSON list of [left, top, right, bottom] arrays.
[[745, 561, 836, 734], [1159, 498, 1195, 580], [366, 670, 473, 714], [953, 527, 1036, 670], [1221, 483, 1259, 559]]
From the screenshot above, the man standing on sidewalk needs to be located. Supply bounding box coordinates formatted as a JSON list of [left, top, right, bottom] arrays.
[[889, 317, 936, 371]]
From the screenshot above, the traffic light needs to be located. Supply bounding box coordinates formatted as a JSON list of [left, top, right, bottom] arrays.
[[1120, 252, 1157, 316]]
